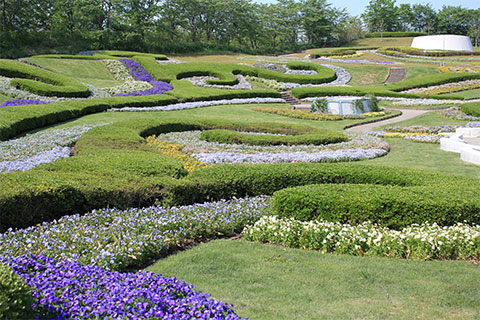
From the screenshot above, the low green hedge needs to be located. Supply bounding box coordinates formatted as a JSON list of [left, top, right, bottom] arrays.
[[0, 59, 90, 97], [257, 61, 336, 84], [200, 128, 346, 146], [461, 102, 480, 117], [272, 183, 478, 229], [386, 73, 480, 91], [0, 263, 35, 319], [102, 50, 168, 60], [378, 46, 480, 57], [366, 32, 426, 38]]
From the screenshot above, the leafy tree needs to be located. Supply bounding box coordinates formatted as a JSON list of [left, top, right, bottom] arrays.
[[411, 3, 437, 34], [301, 0, 338, 46], [362, 0, 399, 32], [468, 9, 480, 47], [437, 6, 470, 35], [397, 3, 414, 32]]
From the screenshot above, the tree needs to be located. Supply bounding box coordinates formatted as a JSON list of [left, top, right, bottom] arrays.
[[468, 9, 480, 47], [410, 4, 437, 34], [301, 0, 338, 46], [397, 3, 414, 32], [437, 6, 470, 35], [362, 0, 398, 33]]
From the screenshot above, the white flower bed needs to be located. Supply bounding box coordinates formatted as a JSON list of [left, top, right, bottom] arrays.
[[0, 124, 105, 173], [191, 148, 387, 164], [242, 215, 480, 260], [109, 97, 286, 112], [155, 131, 389, 154], [103, 59, 136, 82], [181, 74, 252, 90], [103, 80, 153, 96], [280, 64, 351, 89]]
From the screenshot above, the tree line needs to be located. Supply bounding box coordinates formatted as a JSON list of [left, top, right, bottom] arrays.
[[0, 0, 478, 58]]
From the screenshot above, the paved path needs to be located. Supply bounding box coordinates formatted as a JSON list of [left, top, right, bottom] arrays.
[[346, 108, 431, 133], [384, 68, 407, 84], [464, 137, 480, 147]]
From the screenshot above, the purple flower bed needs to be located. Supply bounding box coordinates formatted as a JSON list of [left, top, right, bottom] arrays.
[[116, 59, 173, 96], [0, 98, 49, 107], [3, 254, 246, 320]]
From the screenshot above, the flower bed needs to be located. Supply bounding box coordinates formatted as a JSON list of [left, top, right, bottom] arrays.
[[0, 125, 102, 173], [117, 59, 173, 96], [2, 254, 246, 319], [0, 197, 269, 270], [252, 106, 342, 120], [243, 216, 480, 260], [0, 98, 48, 107], [443, 106, 480, 120]]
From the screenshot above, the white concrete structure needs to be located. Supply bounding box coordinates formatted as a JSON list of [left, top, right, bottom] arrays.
[[411, 35, 474, 52], [440, 128, 480, 165], [313, 97, 374, 116]]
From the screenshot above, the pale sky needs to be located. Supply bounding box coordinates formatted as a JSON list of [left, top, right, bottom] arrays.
[[252, 0, 479, 17]]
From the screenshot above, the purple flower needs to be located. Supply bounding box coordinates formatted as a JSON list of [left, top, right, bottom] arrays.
[[0, 99, 49, 107], [116, 59, 173, 97], [2, 254, 247, 320]]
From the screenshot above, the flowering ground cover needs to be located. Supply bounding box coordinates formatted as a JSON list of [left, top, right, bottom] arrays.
[[243, 216, 480, 260]]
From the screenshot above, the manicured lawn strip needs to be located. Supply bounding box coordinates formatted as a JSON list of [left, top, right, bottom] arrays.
[[0, 59, 90, 98], [404, 65, 441, 80], [340, 64, 389, 86], [148, 239, 480, 320], [377, 110, 470, 128], [379, 46, 480, 57], [442, 88, 480, 100], [462, 102, 480, 116]]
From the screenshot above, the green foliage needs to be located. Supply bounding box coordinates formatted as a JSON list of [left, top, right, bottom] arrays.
[[272, 182, 480, 229], [378, 46, 480, 57], [0, 263, 35, 319], [310, 47, 379, 58], [0, 59, 90, 97], [199, 128, 346, 146], [258, 62, 336, 84], [365, 32, 427, 38], [101, 51, 168, 60], [461, 102, 480, 117], [311, 98, 328, 113]]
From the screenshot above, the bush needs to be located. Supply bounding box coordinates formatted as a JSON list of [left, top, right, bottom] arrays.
[[252, 106, 342, 121], [200, 128, 347, 146], [366, 32, 427, 38], [257, 61, 336, 84], [0, 59, 90, 97], [0, 263, 35, 319], [378, 46, 480, 57], [272, 183, 480, 229], [461, 102, 480, 117]]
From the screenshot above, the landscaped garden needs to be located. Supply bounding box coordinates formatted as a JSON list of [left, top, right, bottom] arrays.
[[1, 40, 480, 319]]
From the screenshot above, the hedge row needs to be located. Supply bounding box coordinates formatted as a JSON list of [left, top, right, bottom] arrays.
[[378, 46, 480, 57], [0, 263, 36, 319], [136, 56, 336, 85], [291, 72, 480, 99], [461, 102, 480, 117], [309, 47, 379, 58], [200, 128, 346, 146], [272, 183, 479, 230], [1, 117, 479, 231], [0, 59, 90, 97], [366, 32, 426, 38]]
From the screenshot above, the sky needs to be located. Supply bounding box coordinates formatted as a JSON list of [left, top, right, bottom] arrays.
[[252, 0, 479, 16]]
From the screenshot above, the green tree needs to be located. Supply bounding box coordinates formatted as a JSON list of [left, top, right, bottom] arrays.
[[362, 0, 399, 32], [437, 6, 470, 35], [301, 0, 337, 46], [411, 3, 437, 34]]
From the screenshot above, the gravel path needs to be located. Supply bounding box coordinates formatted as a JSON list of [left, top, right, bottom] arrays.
[[346, 108, 431, 133]]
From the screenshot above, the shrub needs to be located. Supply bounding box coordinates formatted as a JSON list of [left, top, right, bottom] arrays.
[[0, 59, 90, 97], [378, 46, 480, 57], [257, 61, 336, 84], [0, 263, 35, 319], [272, 183, 480, 229], [200, 128, 347, 146], [461, 102, 480, 117], [252, 106, 342, 121]]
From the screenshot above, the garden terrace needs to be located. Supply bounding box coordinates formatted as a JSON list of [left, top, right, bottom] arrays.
[[378, 46, 480, 57]]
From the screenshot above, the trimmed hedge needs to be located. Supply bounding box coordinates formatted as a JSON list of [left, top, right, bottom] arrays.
[[0, 263, 35, 319], [272, 183, 478, 229], [378, 46, 480, 57], [461, 102, 480, 117], [366, 32, 426, 38], [309, 47, 379, 58], [257, 61, 336, 84], [0, 59, 90, 97], [1, 113, 479, 231], [200, 128, 347, 146]]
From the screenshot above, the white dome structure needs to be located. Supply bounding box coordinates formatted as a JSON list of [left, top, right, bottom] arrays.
[[411, 35, 474, 52]]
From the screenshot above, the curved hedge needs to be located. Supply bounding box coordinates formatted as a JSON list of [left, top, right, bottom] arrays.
[[272, 183, 479, 229], [200, 128, 347, 146], [461, 102, 480, 117], [0, 59, 90, 98], [378, 46, 480, 57], [0, 263, 35, 319], [1, 115, 479, 232]]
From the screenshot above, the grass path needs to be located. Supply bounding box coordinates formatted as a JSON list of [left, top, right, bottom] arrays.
[[148, 239, 480, 320]]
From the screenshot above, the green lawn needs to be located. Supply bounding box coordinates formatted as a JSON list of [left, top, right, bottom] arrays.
[[404, 65, 441, 80], [342, 37, 415, 48], [25, 58, 122, 88], [378, 110, 470, 127], [0, 93, 10, 103], [443, 88, 480, 100], [341, 64, 389, 86], [148, 239, 480, 320]]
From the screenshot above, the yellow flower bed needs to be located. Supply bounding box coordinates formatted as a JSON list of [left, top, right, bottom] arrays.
[[383, 132, 430, 138], [363, 111, 386, 117], [146, 136, 208, 172], [439, 66, 480, 73], [425, 83, 480, 95], [252, 106, 342, 121], [329, 52, 365, 59]]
